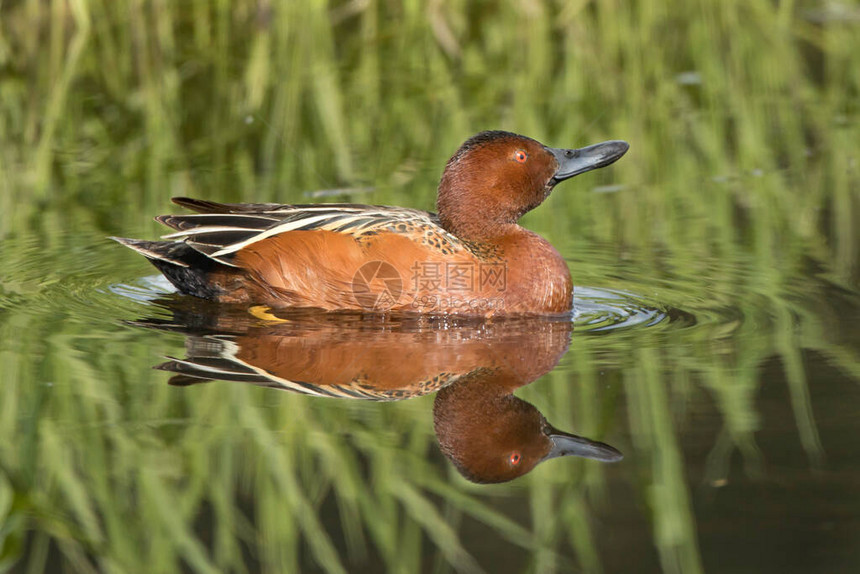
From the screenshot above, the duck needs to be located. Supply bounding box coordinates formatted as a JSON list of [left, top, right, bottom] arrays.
[[113, 131, 628, 316], [433, 369, 622, 483], [135, 301, 622, 483]]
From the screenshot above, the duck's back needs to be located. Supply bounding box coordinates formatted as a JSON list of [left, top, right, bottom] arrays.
[[115, 197, 488, 312]]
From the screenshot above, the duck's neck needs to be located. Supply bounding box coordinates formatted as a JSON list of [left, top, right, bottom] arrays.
[[436, 177, 523, 242], [440, 218, 509, 242], [437, 207, 518, 243]]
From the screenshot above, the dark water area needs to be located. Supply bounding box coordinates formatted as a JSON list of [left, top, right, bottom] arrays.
[[1, 2, 859, 573]]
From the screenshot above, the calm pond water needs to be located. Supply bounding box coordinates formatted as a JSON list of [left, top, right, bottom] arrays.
[[1, 2, 859, 573]]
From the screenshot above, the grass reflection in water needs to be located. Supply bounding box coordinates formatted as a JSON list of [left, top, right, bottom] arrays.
[[137, 301, 622, 484], [0, 0, 858, 572]]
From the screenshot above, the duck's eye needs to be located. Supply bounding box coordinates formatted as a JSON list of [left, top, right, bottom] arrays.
[[514, 150, 528, 163], [509, 452, 522, 465]]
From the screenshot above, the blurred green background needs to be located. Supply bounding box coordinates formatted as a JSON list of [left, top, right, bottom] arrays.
[[0, 0, 859, 572]]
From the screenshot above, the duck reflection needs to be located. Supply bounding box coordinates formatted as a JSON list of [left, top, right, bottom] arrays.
[[136, 299, 622, 483]]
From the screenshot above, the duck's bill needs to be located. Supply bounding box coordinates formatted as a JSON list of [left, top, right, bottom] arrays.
[[547, 140, 629, 184], [544, 425, 624, 463]]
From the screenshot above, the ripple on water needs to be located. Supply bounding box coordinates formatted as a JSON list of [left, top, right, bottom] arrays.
[[109, 275, 176, 304], [572, 286, 694, 333], [110, 277, 700, 335]]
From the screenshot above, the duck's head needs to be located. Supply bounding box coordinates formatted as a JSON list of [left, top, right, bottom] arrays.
[[437, 131, 629, 240], [434, 376, 623, 484]]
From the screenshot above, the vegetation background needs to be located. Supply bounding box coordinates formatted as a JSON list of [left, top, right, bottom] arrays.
[[0, 1, 858, 573]]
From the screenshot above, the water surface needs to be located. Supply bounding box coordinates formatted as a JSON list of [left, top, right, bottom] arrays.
[[1, 2, 859, 573]]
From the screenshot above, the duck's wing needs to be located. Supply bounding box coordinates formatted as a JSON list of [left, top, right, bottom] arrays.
[[158, 196, 448, 266], [155, 333, 466, 401]]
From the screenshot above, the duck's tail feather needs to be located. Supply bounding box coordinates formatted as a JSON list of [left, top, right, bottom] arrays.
[[156, 354, 262, 386], [155, 336, 316, 392], [110, 237, 226, 300], [110, 237, 194, 267]]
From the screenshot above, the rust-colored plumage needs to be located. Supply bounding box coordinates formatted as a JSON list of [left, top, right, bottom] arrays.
[[114, 131, 628, 316], [136, 304, 622, 482]]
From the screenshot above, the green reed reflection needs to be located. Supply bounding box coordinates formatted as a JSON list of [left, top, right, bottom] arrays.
[[0, 0, 858, 573]]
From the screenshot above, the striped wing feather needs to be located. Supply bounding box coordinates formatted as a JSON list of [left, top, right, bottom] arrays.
[[160, 197, 447, 265], [157, 335, 464, 400]]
